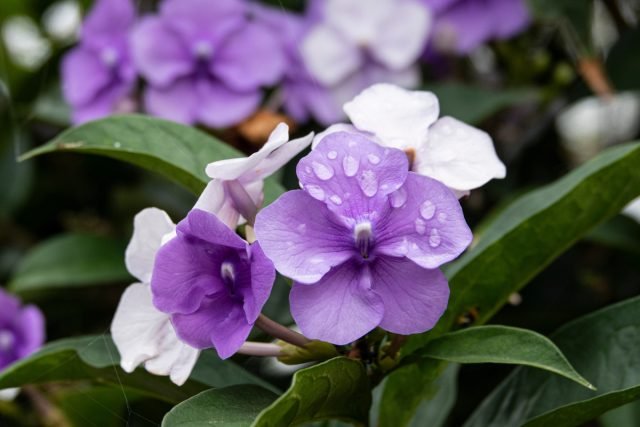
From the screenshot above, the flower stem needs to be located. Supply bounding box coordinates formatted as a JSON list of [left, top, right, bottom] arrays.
[[237, 341, 283, 357], [255, 314, 310, 348]]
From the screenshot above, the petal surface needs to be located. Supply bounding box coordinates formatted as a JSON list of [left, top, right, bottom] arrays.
[[324, 0, 394, 45], [297, 132, 408, 220], [254, 190, 354, 284], [492, 0, 530, 39], [144, 78, 199, 124], [125, 207, 175, 283], [375, 172, 472, 269], [344, 83, 439, 151], [195, 79, 261, 128], [242, 242, 276, 323], [290, 261, 384, 345], [14, 306, 45, 358], [414, 116, 506, 192], [194, 180, 240, 229], [81, 0, 135, 42], [111, 283, 199, 385], [371, 257, 449, 334], [61, 47, 111, 105]]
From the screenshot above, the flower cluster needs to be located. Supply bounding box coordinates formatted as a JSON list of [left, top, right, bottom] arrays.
[[62, 0, 530, 126], [110, 83, 505, 385]]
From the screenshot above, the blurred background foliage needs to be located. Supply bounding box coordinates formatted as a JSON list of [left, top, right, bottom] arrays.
[[1, 0, 640, 426]]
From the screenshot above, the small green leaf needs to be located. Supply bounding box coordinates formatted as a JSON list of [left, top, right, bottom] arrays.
[[163, 385, 278, 427], [420, 326, 593, 389], [9, 233, 130, 293], [252, 357, 370, 427], [464, 296, 640, 427]]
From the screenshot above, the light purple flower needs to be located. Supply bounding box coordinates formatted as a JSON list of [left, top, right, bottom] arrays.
[[131, 0, 285, 127], [151, 209, 275, 359], [0, 289, 45, 371], [422, 0, 530, 54], [61, 0, 136, 124], [255, 133, 472, 345]]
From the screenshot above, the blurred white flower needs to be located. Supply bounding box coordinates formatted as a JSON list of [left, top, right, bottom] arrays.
[[1, 16, 51, 70], [43, 1, 81, 42]]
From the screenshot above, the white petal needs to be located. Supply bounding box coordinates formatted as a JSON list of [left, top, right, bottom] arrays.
[[111, 283, 200, 386], [623, 198, 640, 223], [194, 180, 241, 229], [343, 83, 439, 151], [0, 388, 19, 401], [300, 24, 362, 86], [325, 0, 394, 45], [125, 208, 175, 283], [312, 123, 360, 149], [369, 1, 431, 69], [414, 116, 506, 192], [244, 132, 314, 181]]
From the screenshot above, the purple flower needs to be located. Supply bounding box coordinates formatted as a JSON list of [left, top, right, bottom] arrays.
[[61, 0, 137, 124], [254, 133, 472, 344], [131, 0, 285, 127], [0, 289, 45, 370], [150, 209, 275, 359], [422, 0, 530, 54]]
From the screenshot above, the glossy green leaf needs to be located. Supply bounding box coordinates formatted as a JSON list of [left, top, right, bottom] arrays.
[[19, 115, 285, 198], [381, 143, 640, 426], [9, 233, 130, 292], [420, 326, 593, 389], [464, 296, 640, 427], [427, 83, 536, 125], [600, 401, 640, 427], [0, 335, 274, 404], [252, 357, 370, 427], [163, 385, 278, 427]]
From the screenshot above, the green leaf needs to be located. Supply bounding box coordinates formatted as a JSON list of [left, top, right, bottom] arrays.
[[420, 326, 593, 389], [585, 215, 640, 256], [408, 364, 459, 427], [0, 335, 274, 404], [252, 357, 370, 427], [600, 401, 640, 427], [9, 233, 130, 293], [19, 115, 285, 198], [163, 385, 278, 427], [464, 295, 640, 427], [607, 27, 640, 91], [426, 84, 536, 125]]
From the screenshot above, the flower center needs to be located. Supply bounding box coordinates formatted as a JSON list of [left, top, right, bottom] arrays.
[[354, 221, 373, 259], [193, 41, 213, 60], [0, 329, 15, 352], [221, 261, 236, 286], [100, 47, 119, 67]]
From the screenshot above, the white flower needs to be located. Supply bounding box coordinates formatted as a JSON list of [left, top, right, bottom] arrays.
[[196, 123, 313, 228], [111, 208, 199, 386], [300, 0, 431, 86], [319, 83, 506, 196]]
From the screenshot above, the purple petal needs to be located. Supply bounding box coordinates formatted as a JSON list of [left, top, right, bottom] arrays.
[[371, 257, 449, 334], [195, 78, 262, 128], [14, 306, 46, 358], [491, 0, 530, 38], [81, 0, 135, 44], [171, 295, 251, 359], [177, 209, 246, 250], [435, 1, 493, 53], [375, 172, 472, 269], [61, 47, 111, 105], [131, 17, 193, 86], [290, 261, 384, 345], [242, 242, 276, 323], [211, 23, 285, 91], [297, 132, 408, 220], [144, 77, 199, 124], [70, 80, 133, 124], [254, 190, 354, 284]]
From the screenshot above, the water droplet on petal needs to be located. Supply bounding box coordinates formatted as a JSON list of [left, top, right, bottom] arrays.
[[420, 200, 436, 219], [327, 150, 338, 160], [437, 212, 448, 222], [390, 188, 407, 208], [306, 185, 325, 201], [329, 195, 343, 205], [429, 228, 441, 247], [367, 153, 381, 165], [358, 170, 378, 197], [305, 166, 312, 174], [414, 218, 426, 235], [343, 155, 359, 177], [312, 161, 334, 180]]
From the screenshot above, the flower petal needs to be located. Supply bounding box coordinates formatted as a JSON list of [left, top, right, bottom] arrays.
[[144, 78, 199, 124], [369, 1, 431, 69], [290, 261, 384, 345], [300, 24, 362, 86], [131, 17, 193, 87], [254, 190, 354, 284], [297, 132, 408, 220], [111, 283, 199, 385], [14, 305, 45, 359], [414, 116, 506, 192], [125, 207, 175, 283], [324, 0, 394, 45], [81, 0, 135, 42], [434, 1, 492, 53], [312, 123, 366, 149], [344, 83, 439, 151], [195, 79, 261, 128], [371, 257, 449, 334], [492, 0, 530, 39], [242, 242, 276, 323], [375, 172, 472, 269], [61, 47, 111, 105]]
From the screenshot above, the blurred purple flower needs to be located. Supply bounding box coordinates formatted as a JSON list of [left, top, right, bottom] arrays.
[[0, 289, 45, 370], [422, 0, 530, 54], [255, 133, 472, 344], [151, 209, 275, 359], [61, 0, 137, 124], [131, 0, 285, 127]]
